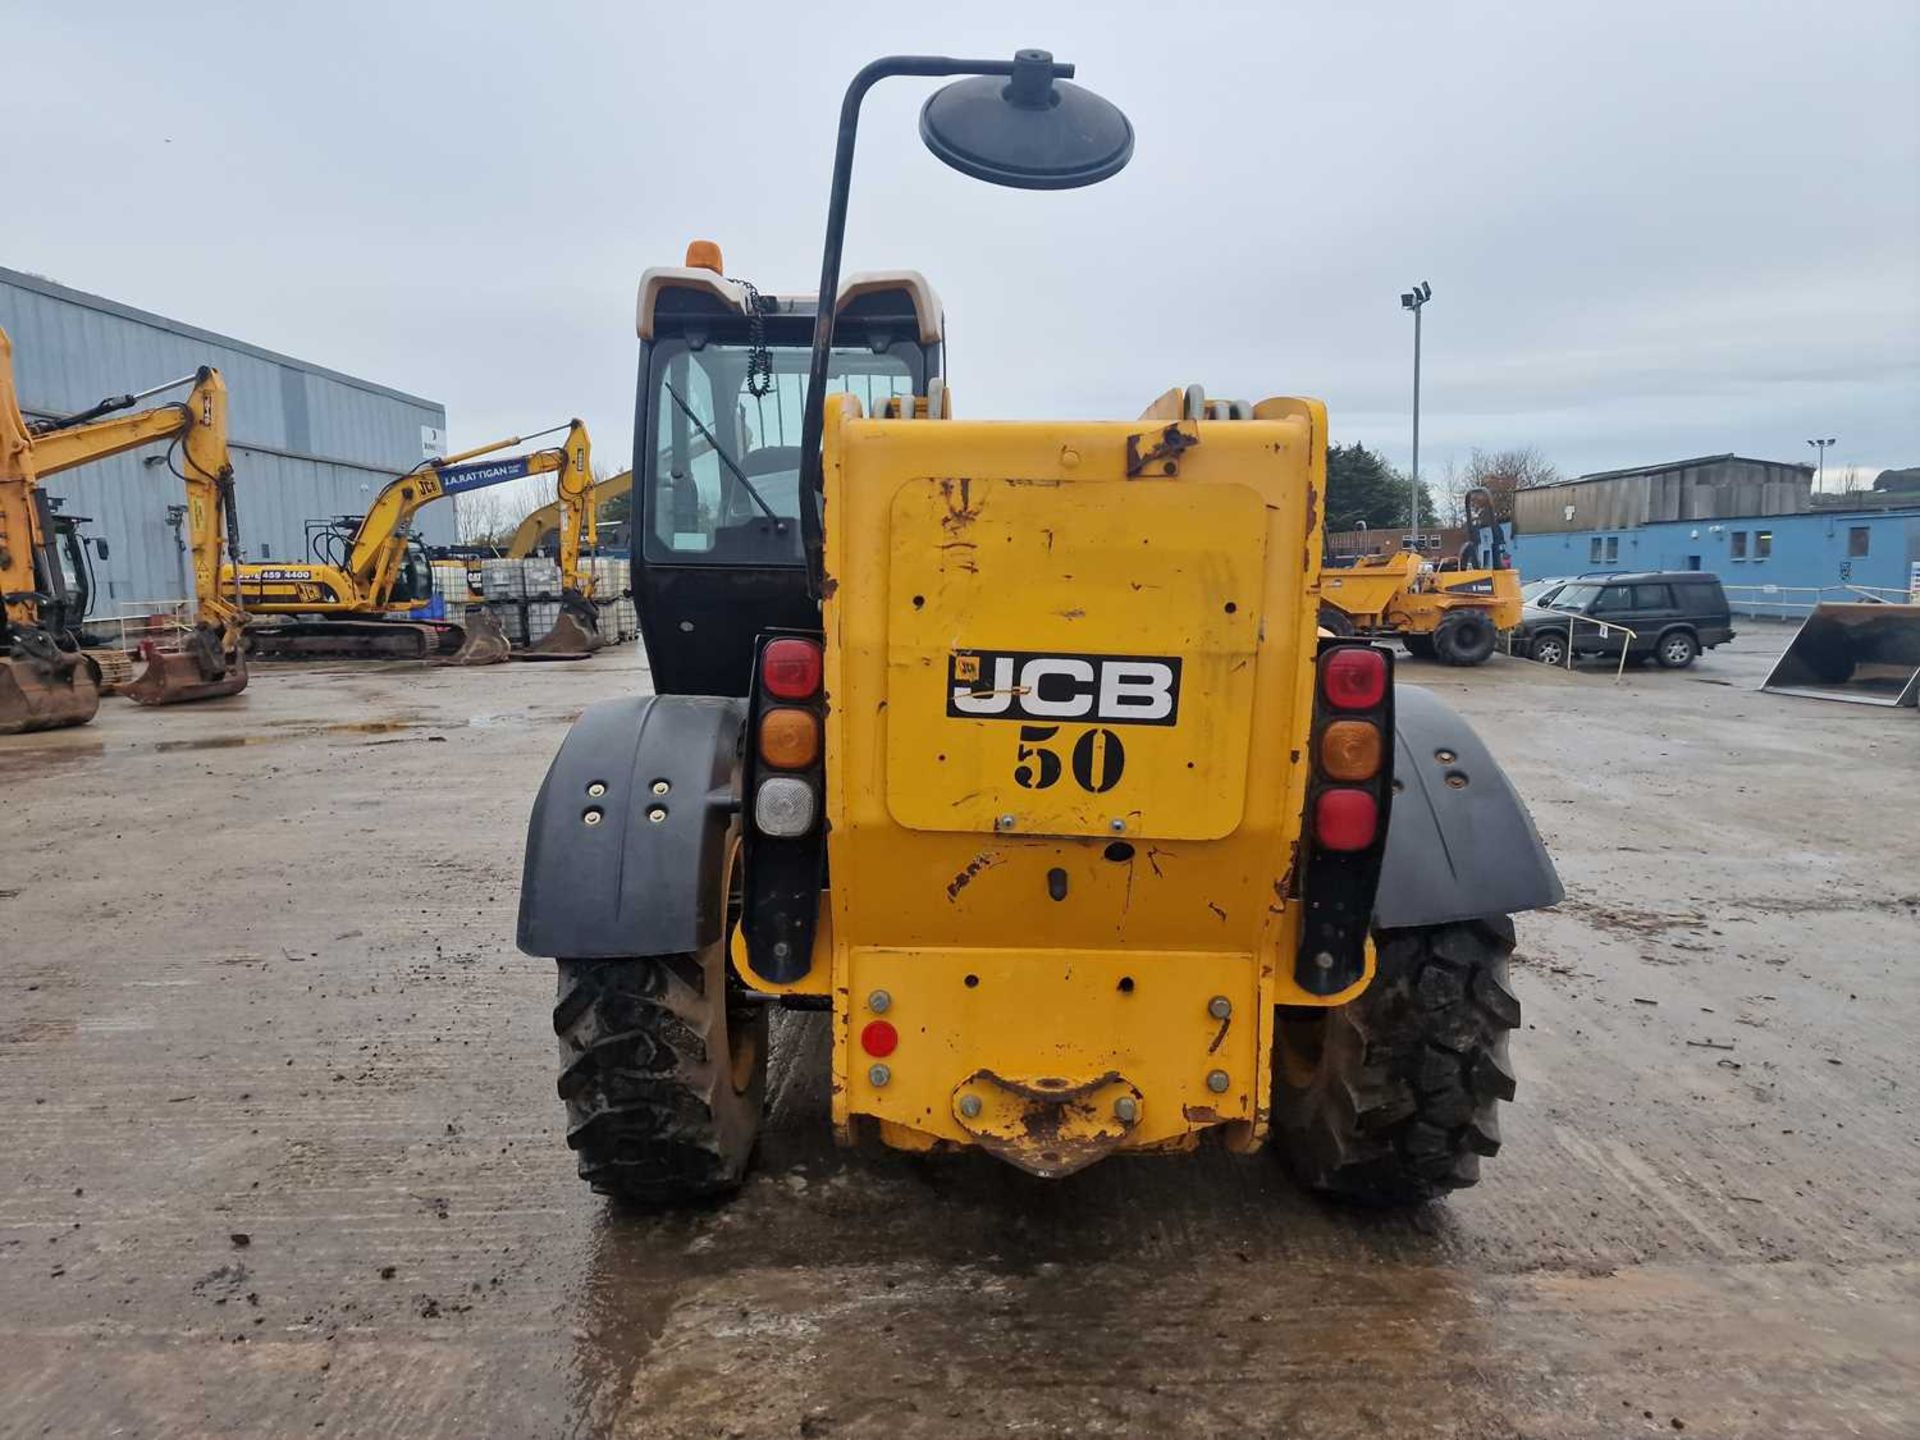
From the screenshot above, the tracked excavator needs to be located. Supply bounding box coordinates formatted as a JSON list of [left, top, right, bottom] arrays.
[[229, 421, 595, 662], [508, 467, 629, 558], [1, 327, 248, 734]]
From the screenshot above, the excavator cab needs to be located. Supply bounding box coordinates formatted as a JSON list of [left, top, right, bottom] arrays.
[[390, 537, 436, 606], [43, 507, 99, 640]]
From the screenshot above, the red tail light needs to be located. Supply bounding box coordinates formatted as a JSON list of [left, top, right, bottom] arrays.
[[1315, 788, 1378, 851], [1322, 646, 1387, 710], [762, 638, 822, 699]]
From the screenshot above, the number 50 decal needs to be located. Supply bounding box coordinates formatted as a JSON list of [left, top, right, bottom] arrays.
[[1013, 725, 1126, 793]]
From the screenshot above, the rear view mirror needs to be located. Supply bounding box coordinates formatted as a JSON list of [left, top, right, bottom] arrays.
[[93, 538, 111, 560]]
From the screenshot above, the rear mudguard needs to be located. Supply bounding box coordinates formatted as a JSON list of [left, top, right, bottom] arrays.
[[1375, 685, 1562, 928], [517, 694, 744, 959]]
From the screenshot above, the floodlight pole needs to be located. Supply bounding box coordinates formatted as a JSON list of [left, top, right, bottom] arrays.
[[797, 53, 1073, 598], [1807, 436, 1836, 492], [1401, 282, 1432, 548]]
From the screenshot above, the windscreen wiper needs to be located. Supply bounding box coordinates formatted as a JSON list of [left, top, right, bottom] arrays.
[[662, 382, 781, 524]]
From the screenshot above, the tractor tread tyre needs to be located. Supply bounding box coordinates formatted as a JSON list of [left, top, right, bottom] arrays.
[[1317, 603, 1356, 637], [1431, 609, 1499, 667], [554, 951, 765, 1208], [1274, 917, 1519, 1207]]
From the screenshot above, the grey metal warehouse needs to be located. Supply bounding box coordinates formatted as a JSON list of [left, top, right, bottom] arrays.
[[1, 266, 451, 619]]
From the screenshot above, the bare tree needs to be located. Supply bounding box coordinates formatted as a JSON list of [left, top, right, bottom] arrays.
[[454, 489, 520, 549], [1441, 446, 1563, 522], [1828, 464, 1869, 496]]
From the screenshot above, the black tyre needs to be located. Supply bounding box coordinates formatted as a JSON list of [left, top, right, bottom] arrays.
[[1272, 917, 1519, 1207], [1431, 609, 1499, 667], [1527, 630, 1568, 667], [1402, 633, 1436, 660], [1317, 602, 1356, 637], [1654, 628, 1699, 669], [553, 945, 767, 1206]]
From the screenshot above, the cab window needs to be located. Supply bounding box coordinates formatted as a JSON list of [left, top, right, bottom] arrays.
[[644, 339, 916, 564]]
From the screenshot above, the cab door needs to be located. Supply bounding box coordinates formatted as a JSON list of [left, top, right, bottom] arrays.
[[1627, 582, 1680, 650], [1583, 584, 1636, 656]]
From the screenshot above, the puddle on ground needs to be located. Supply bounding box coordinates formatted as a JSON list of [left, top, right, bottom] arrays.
[[2, 711, 575, 767]]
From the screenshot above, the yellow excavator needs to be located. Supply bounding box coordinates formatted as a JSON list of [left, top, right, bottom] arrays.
[[508, 467, 629, 559], [229, 421, 595, 661], [2, 327, 248, 734]]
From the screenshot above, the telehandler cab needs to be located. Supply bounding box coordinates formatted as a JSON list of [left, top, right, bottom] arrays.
[[518, 51, 1562, 1207]]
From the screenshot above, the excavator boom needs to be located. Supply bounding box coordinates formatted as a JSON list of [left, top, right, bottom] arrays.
[[23, 346, 249, 707]]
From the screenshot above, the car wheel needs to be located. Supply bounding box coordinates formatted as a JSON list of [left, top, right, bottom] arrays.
[[1655, 630, 1699, 669], [1528, 632, 1567, 667]]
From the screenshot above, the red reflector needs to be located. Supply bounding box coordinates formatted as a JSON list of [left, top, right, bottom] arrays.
[[1322, 646, 1386, 710], [1315, 787, 1379, 852], [860, 1019, 898, 1057], [762, 638, 822, 700]]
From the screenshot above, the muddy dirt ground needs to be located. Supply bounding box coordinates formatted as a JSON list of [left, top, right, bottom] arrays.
[[2, 629, 1915, 1439]]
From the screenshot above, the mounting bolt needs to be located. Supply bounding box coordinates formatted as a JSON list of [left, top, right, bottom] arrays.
[[586, 782, 606, 798], [651, 779, 670, 795], [1313, 951, 1335, 971], [869, 1064, 892, 1088], [996, 814, 1016, 831], [958, 1093, 982, 1119], [771, 941, 791, 960], [1207, 995, 1232, 1020], [582, 809, 603, 827], [646, 807, 667, 824], [868, 989, 892, 1014], [1109, 818, 1126, 833], [1113, 1095, 1139, 1123], [1206, 1069, 1230, 1094]]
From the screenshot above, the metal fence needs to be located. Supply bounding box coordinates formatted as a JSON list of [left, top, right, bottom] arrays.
[[1722, 583, 1915, 620]]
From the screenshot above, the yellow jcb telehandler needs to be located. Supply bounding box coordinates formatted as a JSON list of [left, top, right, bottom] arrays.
[[1, 326, 248, 734], [227, 422, 595, 662], [517, 52, 1561, 1207], [1318, 487, 1524, 665]]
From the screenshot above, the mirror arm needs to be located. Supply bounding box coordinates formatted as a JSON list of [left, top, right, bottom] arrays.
[[795, 54, 1072, 600]]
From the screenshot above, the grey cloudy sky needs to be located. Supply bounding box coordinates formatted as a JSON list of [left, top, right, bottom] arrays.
[[6, 0, 1917, 496]]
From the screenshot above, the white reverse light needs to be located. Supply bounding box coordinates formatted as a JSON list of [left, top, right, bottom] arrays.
[[754, 776, 816, 837]]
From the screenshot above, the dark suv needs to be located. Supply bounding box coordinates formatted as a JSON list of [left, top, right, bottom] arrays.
[[1515, 571, 1735, 668]]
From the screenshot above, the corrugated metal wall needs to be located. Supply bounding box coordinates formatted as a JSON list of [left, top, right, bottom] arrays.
[[1514, 458, 1814, 535], [1, 267, 451, 613], [1512, 508, 1920, 614]]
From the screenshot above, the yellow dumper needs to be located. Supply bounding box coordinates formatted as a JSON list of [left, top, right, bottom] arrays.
[[1319, 489, 1523, 665]]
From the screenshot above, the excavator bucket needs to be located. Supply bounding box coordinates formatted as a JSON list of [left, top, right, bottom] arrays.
[[444, 605, 511, 666], [517, 599, 603, 662], [124, 632, 249, 707], [1761, 602, 1920, 708], [0, 646, 102, 735]]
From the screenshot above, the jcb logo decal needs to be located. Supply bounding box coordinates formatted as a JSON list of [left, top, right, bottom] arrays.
[[947, 650, 1181, 727]]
